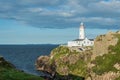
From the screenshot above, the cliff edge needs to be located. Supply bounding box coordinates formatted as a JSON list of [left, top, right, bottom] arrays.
[[36, 31, 120, 80]]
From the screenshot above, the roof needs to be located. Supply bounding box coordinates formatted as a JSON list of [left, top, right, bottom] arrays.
[[73, 39, 84, 41], [73, 38, 94, 41], [89, 39, 94, 41]]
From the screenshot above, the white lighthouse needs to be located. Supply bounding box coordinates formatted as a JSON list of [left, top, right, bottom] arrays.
[[79, 22, 85, 39], [68, 22, 94, 47]]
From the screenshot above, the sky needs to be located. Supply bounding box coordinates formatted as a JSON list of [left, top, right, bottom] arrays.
[[0, 0, 120, 44]]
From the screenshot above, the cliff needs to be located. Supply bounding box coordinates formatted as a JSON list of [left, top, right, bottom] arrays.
[[93, 31, 118, 58], [0, 56, 43, 80], [36, 31, 120, 80], [90, 31, 120, 80], [36, 46, 90, 80]]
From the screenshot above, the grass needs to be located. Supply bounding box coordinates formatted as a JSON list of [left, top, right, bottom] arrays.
[[50, 46, 87, 78], [0, 56, 43, 80], [68, 59, 87, 77], [49, 33, 120, 79], [51, 46, 79, 59], [92, 34, 120, 75], [92, 53, 118, 75], [0, 68, 43, 80]]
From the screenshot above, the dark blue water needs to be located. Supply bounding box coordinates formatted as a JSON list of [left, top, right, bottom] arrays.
[[0, 44, 58, 75]]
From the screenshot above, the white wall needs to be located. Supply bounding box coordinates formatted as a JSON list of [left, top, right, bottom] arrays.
[[68, 38, 94, 47]]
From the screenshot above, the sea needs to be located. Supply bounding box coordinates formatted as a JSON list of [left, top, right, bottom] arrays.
[[0, 44, 58, 76]]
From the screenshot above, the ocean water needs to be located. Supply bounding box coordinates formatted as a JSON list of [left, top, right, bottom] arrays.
[[0, 45, 58, 76]]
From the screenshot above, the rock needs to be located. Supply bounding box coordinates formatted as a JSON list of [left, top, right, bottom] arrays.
[[92, 32, 118, 59], [36, 56, 56, 75], [57, 66, 69, 75], [68, 54, 79, 64], [36, 46, 87, 79], [36, 31, 120, 80], [91, 71, 120, 80], [114, 63, 120, 70], [0, 56, 15, 68]]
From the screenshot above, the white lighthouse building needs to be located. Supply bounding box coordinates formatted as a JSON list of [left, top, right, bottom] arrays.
[[79, 22, 85, 39], [68, 22, 94, 47]]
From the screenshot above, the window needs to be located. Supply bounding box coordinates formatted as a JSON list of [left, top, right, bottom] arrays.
[[87, 41, 89, 44], [84, 41, 85, 43]]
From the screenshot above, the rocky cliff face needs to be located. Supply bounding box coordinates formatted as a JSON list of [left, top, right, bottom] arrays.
[[88, 31, 120, 80], [93, 31, 118, 59], [36, 46, 91, 79], [36, 31, 120, 80]]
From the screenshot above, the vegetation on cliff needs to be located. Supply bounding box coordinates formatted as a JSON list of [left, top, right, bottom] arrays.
[[51, 46, 88, 77], [36, 46, 92, 80], [92, 34, 120, 75], [0, 56, 43, 80], [36, 31, 120, 80]]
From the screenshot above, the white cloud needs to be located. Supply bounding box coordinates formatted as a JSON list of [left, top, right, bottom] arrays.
[[58, 12, 73, 17]]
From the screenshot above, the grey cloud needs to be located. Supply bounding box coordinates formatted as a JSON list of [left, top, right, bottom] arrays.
[[0, 0, 120, 29], [88, 0, 120, 13]]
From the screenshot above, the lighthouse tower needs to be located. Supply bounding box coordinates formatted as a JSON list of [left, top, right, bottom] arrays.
[[79, 22, 85, 39], [68, 22, 94, 47]]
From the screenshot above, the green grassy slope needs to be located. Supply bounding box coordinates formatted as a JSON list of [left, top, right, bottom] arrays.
[[0, 56, 44, 80]]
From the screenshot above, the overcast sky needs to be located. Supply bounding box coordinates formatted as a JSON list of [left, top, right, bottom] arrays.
[[0, 0, 119, 44]]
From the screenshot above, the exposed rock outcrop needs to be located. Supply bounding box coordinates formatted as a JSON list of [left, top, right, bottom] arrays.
[[0, 56, 15, 68], [93, 31, 118, 59], [89, 31, 120, 80], [36, 55, 56, 77], [36, 31, 120, 80], [36, 46, 90, 79], [114, 63, 120, 70], [87, 71, 120, 80]]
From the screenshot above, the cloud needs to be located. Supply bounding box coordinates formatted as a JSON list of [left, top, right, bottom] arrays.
[[0, 0, 120, 29], [88, 0, 120, 13]]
